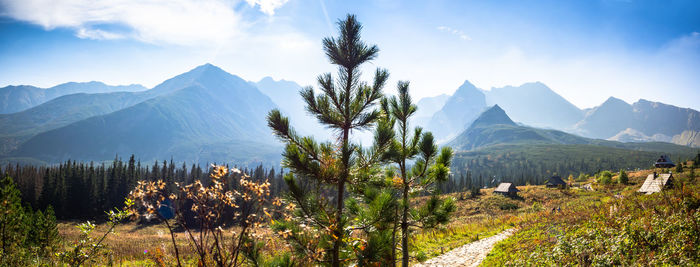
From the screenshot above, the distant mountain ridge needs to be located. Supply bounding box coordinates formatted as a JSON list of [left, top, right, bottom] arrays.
[[255, 77, 332, 140], [574, 97, 635, 139], [447, 105, 695, 153], [0, 81, 146, 114], [425, 81, 583, 141], [574, 97, 700, 146], [0, 64, 247, 155], [6, 64, 282, 166], [427, 80, 487, 141], [447, 105, 589, 151], [412, 94, 449, 128], [3, 64, 699, 167], [485, 82, 583, 130], [419, 81, 699, 148]]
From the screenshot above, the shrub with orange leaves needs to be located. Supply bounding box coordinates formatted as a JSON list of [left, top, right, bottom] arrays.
[[128, 164, 282, 267]]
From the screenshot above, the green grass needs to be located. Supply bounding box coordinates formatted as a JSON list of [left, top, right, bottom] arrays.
[[410, 185, 578, 263], [411, 215, 517, 261], [482, 166, 700, 266]]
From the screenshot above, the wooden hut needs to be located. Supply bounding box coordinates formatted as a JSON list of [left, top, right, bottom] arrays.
[[654, 155, 675, 168], [494, 183, 519, 197], [638, 172, 673, 194], [546, 176, 566, 188]]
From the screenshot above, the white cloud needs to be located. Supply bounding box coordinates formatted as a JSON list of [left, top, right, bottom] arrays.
[[245, 0, 289, 15], [437, 25, 471, 40], [76, 28, 125, 40], [0, 0, 290, 45]]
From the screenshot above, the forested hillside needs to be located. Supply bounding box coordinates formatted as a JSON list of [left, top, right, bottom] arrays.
[[443, 144, 696, 192]]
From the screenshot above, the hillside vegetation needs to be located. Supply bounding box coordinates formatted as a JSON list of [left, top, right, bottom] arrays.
[[482, 163, 700, 266]]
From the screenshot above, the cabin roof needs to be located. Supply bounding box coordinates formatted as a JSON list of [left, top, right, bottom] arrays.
[[495, 182, 519, 193], [546, 176, 566, 185], [655, 155, 675, 166], [638, 173, 673, 194]]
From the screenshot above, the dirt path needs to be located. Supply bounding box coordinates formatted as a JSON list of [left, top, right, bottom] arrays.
[[414, 228, 516, 267]]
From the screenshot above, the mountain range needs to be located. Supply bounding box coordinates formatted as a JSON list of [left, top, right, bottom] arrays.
[[423, 81, 700, 148], [0, 63, 697, 167], [0, 81, 146, 114], [2, 64, 281, 166], [446, 105, 694, 155]]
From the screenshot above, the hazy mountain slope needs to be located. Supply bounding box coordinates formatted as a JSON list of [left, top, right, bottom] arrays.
[[484, 82, 583, 130], [574, 97, 635, 139], [672, 130, 700, 148], [0, 92, 150, 154], [448, 104, 690, 153], [631, 99, 700, 137], [255, 77, 332, 140], [0, 82, 146, 114], [573, 98, 700, 144], [428, 80, 487, 141], [413, 94, 449, 128], [256, 77, 301, 112], [423, 81, 583, 142], [0, 64, 239, 155], [12, 64, 280, 165], [607, 128, 672, 143]]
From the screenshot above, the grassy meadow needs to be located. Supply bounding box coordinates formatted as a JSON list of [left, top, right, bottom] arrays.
[[481, 164, 700, 266], [52, 163, 698, 266]]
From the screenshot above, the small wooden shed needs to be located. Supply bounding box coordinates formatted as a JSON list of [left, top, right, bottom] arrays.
[[546, 176, 566, 188], [638, 172, 673, 194], [494, 182, 519, 197]]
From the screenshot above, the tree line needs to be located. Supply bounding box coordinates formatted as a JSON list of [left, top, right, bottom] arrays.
[[442, 146, 699, 192], [1, 155, 288, 220]]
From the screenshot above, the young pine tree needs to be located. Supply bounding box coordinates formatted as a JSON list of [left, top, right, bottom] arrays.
[[618, 170, 629, 185], [690, 166, 696, 183], [267, 14, 389, 266], [383, 82, 454, 266], [675, 162, 684, 173], [0, 176, 29, 264]]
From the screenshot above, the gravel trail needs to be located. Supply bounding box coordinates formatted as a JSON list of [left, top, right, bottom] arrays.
[[413, 228, 516, 267]]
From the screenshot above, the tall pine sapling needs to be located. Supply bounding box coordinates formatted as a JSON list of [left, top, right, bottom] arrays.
[[383, 82, 454, 266], [267, 14, 388, 266]]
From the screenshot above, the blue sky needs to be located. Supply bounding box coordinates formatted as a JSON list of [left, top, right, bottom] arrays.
[[0, 0, 699, 110]]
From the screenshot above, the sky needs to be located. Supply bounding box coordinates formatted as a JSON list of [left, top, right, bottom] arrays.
[[0, 0, 699, 110]]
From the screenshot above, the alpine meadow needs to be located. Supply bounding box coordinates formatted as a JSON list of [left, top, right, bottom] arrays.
[[1, 1, 699, 266]]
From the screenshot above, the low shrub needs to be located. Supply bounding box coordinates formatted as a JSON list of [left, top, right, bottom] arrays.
[[480, 195, 520, 211]]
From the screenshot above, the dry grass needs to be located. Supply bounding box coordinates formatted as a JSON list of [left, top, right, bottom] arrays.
[[57, 177, 645, 265], [58, 222, 288, 265], [59, 222, 194, 264]]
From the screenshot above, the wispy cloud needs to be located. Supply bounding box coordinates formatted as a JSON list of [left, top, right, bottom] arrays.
[[0, 0, 290, 45], [437, 26, 471, 41], [76, 28, 125, 40]]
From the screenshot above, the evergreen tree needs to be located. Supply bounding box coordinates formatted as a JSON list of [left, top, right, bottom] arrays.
[[675, 162, 684, 173], [689, 166, 696, 183], [0, 176, 29, 264], [383, 82, 454, 266], [29, 205, 60, 257], [618, 170, 629, 185], [268, 14, 388, 266]]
